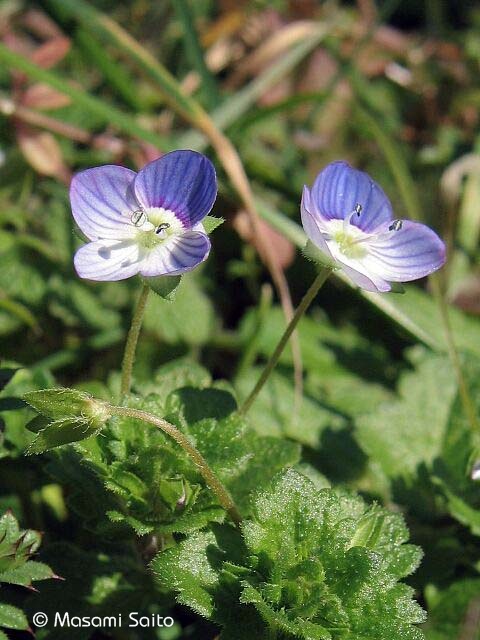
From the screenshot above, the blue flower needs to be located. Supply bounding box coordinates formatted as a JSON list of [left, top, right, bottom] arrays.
[[70, 150, 217, 281], [301, 161, 446, 292]]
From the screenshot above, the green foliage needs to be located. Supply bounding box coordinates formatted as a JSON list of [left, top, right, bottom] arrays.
[[423, 580, 480, 640], [0, 365, 56, 456], [23, 388, 110, 454], [1, 1, 480, 637], [143, 274, 215, 345], [152, 471, 424, 640], [154, 470, 425, 640], [355, 349, 480, 531], [0, 511, 54, 587], [23, 542, 163, 640], [38, 372, 299, 538], [0, 511, 55, 633]]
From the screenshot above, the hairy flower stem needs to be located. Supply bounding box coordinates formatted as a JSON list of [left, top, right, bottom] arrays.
[[120, 284, 150, 400], [106, 404, 242, 526], [239, 268, 332, 416]]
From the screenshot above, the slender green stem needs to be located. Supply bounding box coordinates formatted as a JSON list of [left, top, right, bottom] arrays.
[[120, 284, 150, 399], [106, 404, 242, 526], [239, 268, 332, 415]]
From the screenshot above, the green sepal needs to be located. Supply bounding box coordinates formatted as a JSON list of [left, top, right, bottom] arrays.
[[203, 216, 224, 234], [23, 388, 109, 427], [25, 414, 50, 434], [301, 240, 336, 268], [389, 282, 405, 294], [26, 417, 104, 454], [142, 274, 181, 300]]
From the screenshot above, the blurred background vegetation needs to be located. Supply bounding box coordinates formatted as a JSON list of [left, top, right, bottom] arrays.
[[1, 0, 480, 638]]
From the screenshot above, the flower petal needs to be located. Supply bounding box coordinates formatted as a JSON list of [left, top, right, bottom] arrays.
[[363, 220, 446, 282], [70, 166, 139, 240], [339, 263, 391, 293], [74, 239, 141, 281], [134, 150, 217, 228], [301, 186, 332, 259], [311, 161, 393, 232], [139, 231, 211, 277]]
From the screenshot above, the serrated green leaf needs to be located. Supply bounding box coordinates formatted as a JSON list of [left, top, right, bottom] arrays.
[[156, 470, 425, 639], [106, 510, 154, 536], [0, 510, 20, 544], [152, 530, 218, 618], [0, 509, 55, 601], [356, 353, 456, 480], [356, 351, 480, 526], [0, 603, 29, 631], [0, 560, 54, 586]]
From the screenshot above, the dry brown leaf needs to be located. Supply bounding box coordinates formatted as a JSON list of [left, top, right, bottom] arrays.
[[230, 20, 320, 86], [31, 36, 71, 69], [17, 125, 70, 181], [22, 9, 64, 39], [22, 83, 71, 110]]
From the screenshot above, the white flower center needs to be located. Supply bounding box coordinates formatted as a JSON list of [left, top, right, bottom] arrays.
[[134, 207, 184, 250], [324, 206, 369, 260]]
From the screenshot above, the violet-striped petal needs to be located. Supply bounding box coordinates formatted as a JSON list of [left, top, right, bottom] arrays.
[[363, 220, 446, 282], [74, 239, 141, 281], [301, 186, 332, 259], [339, 263, 391, 293], [311, 161, 393, 232], [134, 150, 216, 228], [70, 166, 139, 241], [139, 231, 211, 277]]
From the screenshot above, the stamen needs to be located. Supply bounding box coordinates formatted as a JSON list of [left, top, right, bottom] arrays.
[[155, 222, 171, 235], [388, 220, 403, 231], [343, 203, 362, 233], [131, 208, 147, 227]]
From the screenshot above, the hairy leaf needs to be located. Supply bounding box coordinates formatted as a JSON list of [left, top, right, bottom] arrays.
[[154, 470, 425, 639]]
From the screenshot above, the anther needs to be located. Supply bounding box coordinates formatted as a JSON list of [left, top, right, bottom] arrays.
[[389, 220, 403, 231], [344, 203, 363, 232], [155, 223, 171, 235], [131, 208, 146, 227]]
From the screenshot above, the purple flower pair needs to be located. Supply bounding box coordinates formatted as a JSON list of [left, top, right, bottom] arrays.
[[70, 150, 216, 281], [70, 152, 445, 291]]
